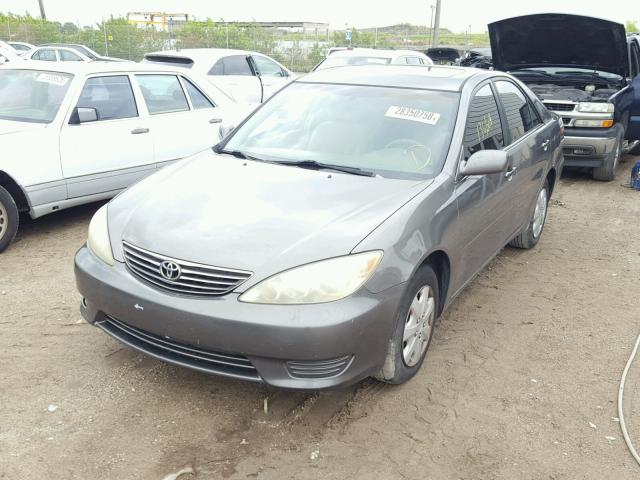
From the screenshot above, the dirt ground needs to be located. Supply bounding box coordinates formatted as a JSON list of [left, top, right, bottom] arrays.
[[2, 156, 640, 480]]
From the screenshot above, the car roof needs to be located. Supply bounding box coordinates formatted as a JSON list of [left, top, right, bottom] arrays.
[[329, 48, 428, 59], [145, 48, 264, 61], [4, 60, 201, 76], [299, 64, 486, 92]]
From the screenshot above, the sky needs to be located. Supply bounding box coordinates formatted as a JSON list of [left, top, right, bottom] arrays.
[[2, 0, 638, 33]]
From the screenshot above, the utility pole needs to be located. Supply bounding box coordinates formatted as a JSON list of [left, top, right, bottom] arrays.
[[432, 0, 441, 47], [428, 5, 435, 47], [37, 0, 46, 20]]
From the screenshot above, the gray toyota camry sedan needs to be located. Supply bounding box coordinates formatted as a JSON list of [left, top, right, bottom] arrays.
[[75, 65, 563, 390]]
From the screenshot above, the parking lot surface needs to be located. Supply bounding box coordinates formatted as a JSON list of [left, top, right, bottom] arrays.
[[2, 158, 640, 479]]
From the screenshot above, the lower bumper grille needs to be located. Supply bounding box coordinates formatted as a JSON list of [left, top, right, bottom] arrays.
[[97, 316, 261, 381], [286, 355, 353, 379]]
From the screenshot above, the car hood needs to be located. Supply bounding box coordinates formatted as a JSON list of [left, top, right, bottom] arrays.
[[489, 14, 628, 77], [0, 120, 48, 136], [109, 150, 429, 283]]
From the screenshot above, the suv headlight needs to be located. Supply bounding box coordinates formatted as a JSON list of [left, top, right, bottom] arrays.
[[239, 251, 383, 305], [577, 102, 614, 113], [87, 205, 114, 266]]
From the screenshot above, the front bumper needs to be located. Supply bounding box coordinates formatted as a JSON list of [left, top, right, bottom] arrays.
[[74, 246, 405, 390], [561, 127, 618, 168]]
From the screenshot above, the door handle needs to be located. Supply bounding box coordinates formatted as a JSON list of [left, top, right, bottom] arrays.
[[505, 167, 517, 180], [541, 139, 550, 151], [131, 128, 150, 135], [209, 118, 222, 124]]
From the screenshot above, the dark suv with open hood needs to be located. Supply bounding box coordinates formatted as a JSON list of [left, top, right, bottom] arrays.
[[489, 14, 640, 180]]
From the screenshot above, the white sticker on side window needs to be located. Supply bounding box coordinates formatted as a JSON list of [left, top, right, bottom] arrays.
[[35, 73, 69, 87], [385, 105, 440, 125]]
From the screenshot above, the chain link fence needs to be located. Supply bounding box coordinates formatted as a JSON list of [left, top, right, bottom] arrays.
[[2, 18, 489, 73]]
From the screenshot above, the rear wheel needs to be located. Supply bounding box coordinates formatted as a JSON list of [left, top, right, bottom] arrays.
[[509, 179, 549, 250], [593, 131, 623, 181], [376, 265, 439, 384], [0, 186, 19, 253]]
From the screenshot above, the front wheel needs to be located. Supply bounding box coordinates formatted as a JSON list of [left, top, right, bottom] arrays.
[[0, 186, 19, 253], [509, 179, 549, 250], [376, 264, 439, 384]]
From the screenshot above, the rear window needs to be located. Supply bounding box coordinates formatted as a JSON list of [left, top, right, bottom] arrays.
[[143, 55, 194, 69]]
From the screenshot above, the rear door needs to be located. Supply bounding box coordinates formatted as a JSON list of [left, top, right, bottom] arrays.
[[59, 74, 154, 198], [454, 83, 515, 285], [493, 79, 551, 230], [208, 55, 261, 104], [134, 73, 221, 168]]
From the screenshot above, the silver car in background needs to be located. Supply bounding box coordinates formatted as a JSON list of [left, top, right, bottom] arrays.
[[75, 65, 563, 390]]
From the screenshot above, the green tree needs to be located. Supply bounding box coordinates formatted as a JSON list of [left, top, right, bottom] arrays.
[[626, 20, 639, 33]]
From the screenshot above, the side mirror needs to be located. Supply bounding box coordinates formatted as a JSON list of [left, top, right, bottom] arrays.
[[219, 124, 235, 140], [70, 107, 99, 125], [460, 150, 508, 176]]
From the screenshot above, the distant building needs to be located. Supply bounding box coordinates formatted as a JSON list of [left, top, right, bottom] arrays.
[[226, 21, 330, 38], [127, 12, 189, 31]]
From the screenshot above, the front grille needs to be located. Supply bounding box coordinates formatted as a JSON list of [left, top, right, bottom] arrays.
[[543, 102, 576, 112], [122, 241, 252, 296], [286, 356, 353, 379], [97, 315, 261, 381]]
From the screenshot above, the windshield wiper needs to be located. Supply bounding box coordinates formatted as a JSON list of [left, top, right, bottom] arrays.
[[274, 160, 376, 177], [214, 147, 268, 163]]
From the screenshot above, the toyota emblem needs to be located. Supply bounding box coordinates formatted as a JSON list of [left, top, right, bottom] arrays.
[[159, 260, 181, 281]]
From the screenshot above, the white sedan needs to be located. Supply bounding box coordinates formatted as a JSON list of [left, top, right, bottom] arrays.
[[0, 41, 20, 65], [0, 61, 248, 252], [143, 48, 293, 104], [313, 48, 434, 71]]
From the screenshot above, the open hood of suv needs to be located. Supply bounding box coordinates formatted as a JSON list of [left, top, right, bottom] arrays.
[[489, 14, 628, 78]]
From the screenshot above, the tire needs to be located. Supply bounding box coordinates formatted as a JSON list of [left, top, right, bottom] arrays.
[[376, 264, 439, 385], [593, 131, 623, 181], [509, 179, 550, 250], [0, 186, 19, 253], [629, 141, 640, 156]]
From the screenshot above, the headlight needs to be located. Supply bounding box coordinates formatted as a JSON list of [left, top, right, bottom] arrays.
[[239, 251, 383, 304], [87, 205, 114, 266], [574, 119, 614, 128], [577, 102, 614, 113]]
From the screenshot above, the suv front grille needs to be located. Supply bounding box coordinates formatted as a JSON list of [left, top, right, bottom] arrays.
[[97, 315, 260, 381], [122, 241, 252, 296], [543, 102, 576, 112]]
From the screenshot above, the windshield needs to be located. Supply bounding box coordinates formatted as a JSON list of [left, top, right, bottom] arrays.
[[0, 70, 73, 123], [316, 56, 392, 70], [223, 82, 460, 180]]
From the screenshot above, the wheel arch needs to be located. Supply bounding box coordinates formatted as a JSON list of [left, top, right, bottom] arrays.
[[419, 249, 451, 316], [0, 171, 30, 213], [546, 167, 557, 197]]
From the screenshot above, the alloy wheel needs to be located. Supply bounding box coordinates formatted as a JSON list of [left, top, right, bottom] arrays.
[[0, 200, 7, 242], [402, 285, 436, 367], [532, 188, 548, 239]]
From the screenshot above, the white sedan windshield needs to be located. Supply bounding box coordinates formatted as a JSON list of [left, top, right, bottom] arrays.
[[0, 70, 73, 123], [224, 82, 459, 179]]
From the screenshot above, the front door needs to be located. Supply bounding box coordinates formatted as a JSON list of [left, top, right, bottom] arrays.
[[249, 55, 291, 101], [453, 83, 515, 288], [59, 74, 154, 198]]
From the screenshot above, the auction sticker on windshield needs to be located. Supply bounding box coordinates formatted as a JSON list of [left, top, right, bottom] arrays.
[[385, 106, 441, 125], [35, 73, 69, 87]]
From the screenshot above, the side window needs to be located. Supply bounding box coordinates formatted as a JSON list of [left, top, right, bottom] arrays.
[[495, 80, 542, 143], [59, 50, 83, 62], [34, 49, 56, 61], [208, 59, 224, 75], [463, 84, 505, 160], [631, 43, 640, 78], [136, 75, 190, 114], [405, 57, 421, 65], [182, 78, 215, 109], [221, 55, 253, 76], [252, 55, 286, 77], [76, 75, 138, 121]]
